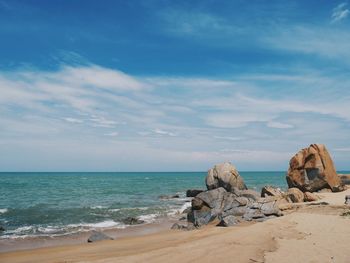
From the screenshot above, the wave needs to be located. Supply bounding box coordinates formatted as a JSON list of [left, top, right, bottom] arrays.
[[0, 208, 8, 214]]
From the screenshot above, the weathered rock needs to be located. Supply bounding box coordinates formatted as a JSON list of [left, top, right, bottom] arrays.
[[87, 231, 113, 243], [339, 174, 350, 185], [237, 189, 260, 201], [286, 188, 304, 203], [191, 197, 206, 210], [286, 144, 344, 192], [217, 215, 239, 227], [187, 209, 217, 227], [261, 186, 285, 198], [304, 192, 320, 202], [196, 187, 227, 209], [171, 223, 196, 231], [159, 194, 180, 200], [122, 217, 145, 225], [186, 189, 204, 197], [345, 195, 350, 205], [206, 162, 247, 192]]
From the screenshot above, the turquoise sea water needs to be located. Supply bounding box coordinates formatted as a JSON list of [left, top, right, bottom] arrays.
[[0, 171, 303, 239]]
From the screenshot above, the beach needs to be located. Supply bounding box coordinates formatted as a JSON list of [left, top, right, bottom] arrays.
[[1, 188, 350, 263]]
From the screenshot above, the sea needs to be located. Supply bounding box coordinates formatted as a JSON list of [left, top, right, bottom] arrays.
[[0, 171, 315, 240]]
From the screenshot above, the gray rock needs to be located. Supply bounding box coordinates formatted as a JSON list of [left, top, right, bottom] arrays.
[[87, 231, 113, 243], [217, 215, 239, 227], [196, 187, 227, 209], [345, 195, 350, 205], [192, 197, 206, 210], [122, 217, 145, 225], [187, 209, 217, 227], [237, 189, 260, 201], [206, 162, 247, 192], [186, 189, 204, 197]]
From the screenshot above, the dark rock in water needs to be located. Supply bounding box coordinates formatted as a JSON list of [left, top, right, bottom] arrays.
[[186, 189, 204, 197], [261, 186, 285, 198], [0, 226, 5, 232], [159, 194, 180, 200], [345, 195, 350, 205], [122, 217, 145, 225], [206, 162, 247, 192], [286, 144, 344, 192], [87, 231, 113, 243], [217, 215, 238, 227]]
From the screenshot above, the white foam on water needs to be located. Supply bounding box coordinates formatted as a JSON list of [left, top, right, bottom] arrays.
[[90, 205, 107, 209], [68, 220, 126, 229], [0, 208, 8, 214], [138, 213, 159, 223]]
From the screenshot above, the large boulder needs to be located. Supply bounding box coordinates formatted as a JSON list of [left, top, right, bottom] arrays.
[[206, 162, 247, 192], [186, 189, 204, 197], [286, 144, 344, 192]]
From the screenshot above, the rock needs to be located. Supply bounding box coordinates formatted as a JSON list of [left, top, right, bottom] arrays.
[[187, 209, 217, 227], [0, 226, 5, 232], [186, 189, 204, 197], [345, 195, 350, 205], [192, 197, 206, 210], [159, 194, 180, 200], [206, 162, 247, 192], [286, 144, 344, 192], [304, 192, 320, 202], [179, 216, 187, 221], [217, 215, 239, 227], [196, 187, 227, 210], [261, 186, 285, 198], [182, 207, 191, 214], [87, 231, 113, 243], [237, 189, 260, 201], [286, 188, 304, 203], [122, 217, 145, 225], [317, 188, 332, 193], [171, 223, 196, 231], [339, 174, 350, 185]]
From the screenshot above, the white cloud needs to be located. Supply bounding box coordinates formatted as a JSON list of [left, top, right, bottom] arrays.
[[267, 122, 293, 129], [104, 132, 119, 137], [154, 129, 177, 137], [331, 3, 349, 23], [63, 117, 83, 124]]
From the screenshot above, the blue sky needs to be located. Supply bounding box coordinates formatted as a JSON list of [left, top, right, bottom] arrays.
[[0, 0, 350, 171]]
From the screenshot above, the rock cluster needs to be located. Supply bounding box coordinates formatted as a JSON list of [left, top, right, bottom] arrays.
[[286, 144, 344, 192]]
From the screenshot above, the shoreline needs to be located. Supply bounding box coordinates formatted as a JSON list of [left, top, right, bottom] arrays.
[[1, 189, 350, 262]]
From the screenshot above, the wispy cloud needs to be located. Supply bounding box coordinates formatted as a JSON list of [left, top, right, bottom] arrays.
[[331, 2, 349, 23]]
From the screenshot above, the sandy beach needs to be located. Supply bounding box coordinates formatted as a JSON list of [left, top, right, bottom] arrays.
[[1, 189, 350, 263]]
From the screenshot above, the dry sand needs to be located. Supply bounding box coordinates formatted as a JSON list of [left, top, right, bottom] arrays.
[[1, 189, 350, 263]]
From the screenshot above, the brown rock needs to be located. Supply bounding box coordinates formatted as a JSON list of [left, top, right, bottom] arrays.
[[206, 162, 247, 192], [286, 144, 344, 192], [286, 188, 304, 203], [304, 192, 320, 202], [261, 185, 285, 198]]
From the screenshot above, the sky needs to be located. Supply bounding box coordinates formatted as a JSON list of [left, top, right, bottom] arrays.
[[0, 0, 350, 171]]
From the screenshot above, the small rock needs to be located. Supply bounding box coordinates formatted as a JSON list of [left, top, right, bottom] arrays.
[[186, 189, 204, 197], [122, 217, 145, 225], [87, 231, 113, 243], [0, 226, 5, 232], [286, 188, 304, 203], [345, 195, 350, 205], [261, 186, 285, 198], [171, 223, 196, 231], [217, 215, 238, 227], [304, 192, 320, 202]]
